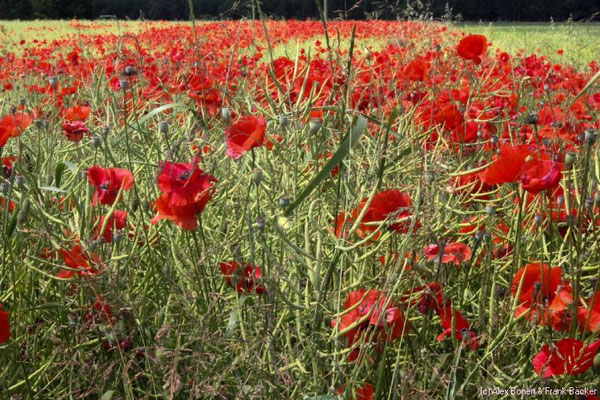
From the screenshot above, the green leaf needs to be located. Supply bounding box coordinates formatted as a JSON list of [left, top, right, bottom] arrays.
[[38, 186, 68, 194], [285, 115, 367, 216], [100, 390, 115, 400], [572, 69, 600, 104], [54, 162, 67, 188], [137, 102, 186, 125]]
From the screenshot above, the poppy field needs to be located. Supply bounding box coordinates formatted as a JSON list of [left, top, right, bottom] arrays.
[[0, 19, 599, 399]]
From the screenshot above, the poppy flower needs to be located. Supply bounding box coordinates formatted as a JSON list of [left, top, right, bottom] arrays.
[[519, 159, 562, 194], [57, 244, 102, 279], [511, 262, 572, 328], [479, 145, 531, 186], [157, 161, 217, 207], [404, 58, 430, 82], [151, 161, 216, 231], [436, 303, 479, 350], [95, 210, 127, 243], [533, 338, 600, 378], [335, 189, 419, 239], [62, 120, 90, 143], [0, 197, 16, 213], [331, 289, 409, 360], [457, 34, 488, 64], [219, 261, 265, 294], [87, 166, 134, 206], [424, 242, 472, 266], [337, 382, 375, 400], [0, 305, 10, 343], [225, 115, 267, 159], [0, 113, 32, 148], [64, 105, 91, 121], [400, 282, 444, 314], [577, 291, 600, 333]]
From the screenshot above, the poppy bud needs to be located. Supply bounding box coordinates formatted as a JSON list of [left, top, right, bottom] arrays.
[[221, 107, 231, 122], [278, 197, 290, 207], [49, 76, 58, 89], [565, 151, 576, 167], [102, 125, 110, 137], [256, 217, 266, 230], [490, 136, 498, 145], [252, 169, 263, 185], [9, 106, 16, 114], [34, 119, 43, 129], [18, 199, 30, 224], [15, 175, 25, 188], [525, 113, 538, 125], [308, 119, 321, 134], [119, 78, 128, 91], [556, 195, 564, 207], [124, 66, 137, 76], [0, 182, 10, 194], [543, 83, 550, 91], [278, 115, 288, 127], [19, 98, 26, 106], [91, 136, 101, 148], [585, 128, 597, 145], [113, 231, 123, 243], [486, 204, 496, 216], [158, 120, 169, 134], [534, 214, 543, 226]]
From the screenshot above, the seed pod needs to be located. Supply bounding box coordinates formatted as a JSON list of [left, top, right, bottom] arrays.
[[585, 128, 597, 145], [525, 113, 538, 125], [534, 214, 543, 226], [15, 175, 25, 189], [48, 76, 58, 89], [119, 78, 128, 91], [565, 151, 576, 167], [19, 98, 26, 106], [102, 125, 110, 137], [308, 119, 321, 135], [124, 66, 137, 76], [158, 120, 169, 134], [278, 197, 290, 207], [9, 106, 16, 114], [486, 204, 496, 216], [256, 217, 266, 230], [556, 195, 564, 207], [221, 107, 231, 122], [0, 182, 10, 194], [543, 83, 550, 91], [91, 136, 101, 148], [278, 114, 288, 127], [490, 136, 498, 145], [252, 169, 263, 185]]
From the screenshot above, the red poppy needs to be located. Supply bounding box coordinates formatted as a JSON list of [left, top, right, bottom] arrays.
[[511, 262, 572, 328], [457, 34, 488, 64], [400, 282, 444, 314], [57, 244, 102, 279], [64, 105, 91, 121], [337, 382, 375, 400], [577, 291, 600, 333], [151, 161, 216, 231], [62, 120, 89, 143], [335, 189, 419, 239], [225, 115, 267, 159], [87, 166, 134, 206], [157, 161, 217, 207], [479, 145, 531, 186], [424, 242, 472, 266], [436, 302, 479, 350], [331, 289, 409, 360], [519, 159, 562, 194], [0, 113, 32, 148], [404, 58, 430, 82], [533, 338, 600, 378], [0, 197, 16, 213], [219, 261, 265, 294], [0, 305, 10, 343], [95, 210, 127, 243]]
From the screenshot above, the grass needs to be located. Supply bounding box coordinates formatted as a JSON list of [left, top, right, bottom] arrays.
[[459, 21, 600, 68], [0, 18, 599, 400]]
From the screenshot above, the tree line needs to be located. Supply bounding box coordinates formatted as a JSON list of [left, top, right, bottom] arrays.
[[1, 0, 598, 21]]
